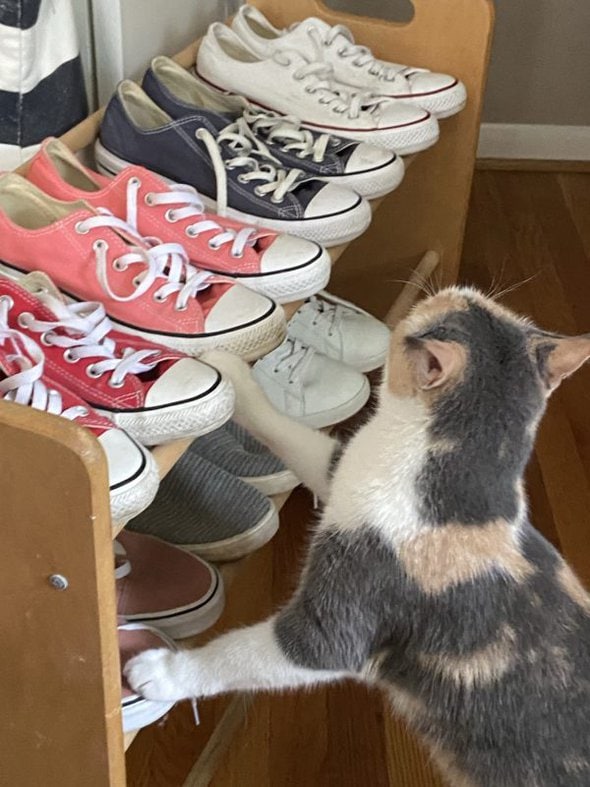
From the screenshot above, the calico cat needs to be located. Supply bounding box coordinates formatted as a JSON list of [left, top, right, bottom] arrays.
[[126, 287, 590, 787]]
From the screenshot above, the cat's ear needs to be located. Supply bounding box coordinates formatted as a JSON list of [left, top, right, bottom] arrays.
[[534, 334, 590, 392], [407, 338, 466, 390]]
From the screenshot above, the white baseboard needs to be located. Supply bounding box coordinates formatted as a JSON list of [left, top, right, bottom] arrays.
[[477, 123, 590, 161]]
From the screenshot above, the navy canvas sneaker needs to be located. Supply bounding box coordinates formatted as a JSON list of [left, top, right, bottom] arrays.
[[96, 81, 371, 247], [142, 56, 405, 201]]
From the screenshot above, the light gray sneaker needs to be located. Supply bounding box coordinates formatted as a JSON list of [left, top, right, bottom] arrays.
[[127, 453, 279, 561], [191, 421, 299, 496]]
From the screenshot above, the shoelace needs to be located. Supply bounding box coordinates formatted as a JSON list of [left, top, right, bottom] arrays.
[[301, 295, 340, 336], [274, 52, 390, 121], [75, 211, 213, 310], [271, 337, 312, 385], [124, 175, 257, 259], [306, 24, 409, 82], [196, 122, 305, 216], [243, 108, 332, 163], [18, 294, 160, 388], [0, 296, 88, 419]]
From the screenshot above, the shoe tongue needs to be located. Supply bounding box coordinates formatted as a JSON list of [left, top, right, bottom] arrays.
[[199, 109, 239, 134], [19, 271, 65, 303], [293, 16, 332, 36]]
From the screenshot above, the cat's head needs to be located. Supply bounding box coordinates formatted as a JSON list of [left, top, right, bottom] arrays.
[[387, 286, 590, 435]]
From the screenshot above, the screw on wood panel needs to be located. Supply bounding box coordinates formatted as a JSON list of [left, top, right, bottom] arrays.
[[48, 574, 69, 591]]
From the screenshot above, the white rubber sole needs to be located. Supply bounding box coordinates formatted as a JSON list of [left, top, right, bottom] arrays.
[[240, 468, 300, 496], [97, 376, 235, 447], [183, 502, 279, 562], [302, 115, 440, 155], [124, 564, 225, 640], [323, 155, 405, 200], [295, 376, 371, 429], [240, 248, 331, 304], [122, 692, 176, 734], [95, 141, 372, 248], [110, 444, 160, 524]]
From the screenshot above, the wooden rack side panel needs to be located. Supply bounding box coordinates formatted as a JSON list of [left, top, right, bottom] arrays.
[[0, 401, 125, 787]]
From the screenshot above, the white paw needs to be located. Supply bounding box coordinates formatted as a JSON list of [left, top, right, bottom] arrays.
[[124, 649, 193, 702], [202, 350, 269, 426]]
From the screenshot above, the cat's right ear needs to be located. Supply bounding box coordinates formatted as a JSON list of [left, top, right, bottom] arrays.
[[533, 334, 590, 393], [406, 337, 467, 390]]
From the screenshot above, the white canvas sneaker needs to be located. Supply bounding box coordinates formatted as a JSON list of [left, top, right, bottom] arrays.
[[252, 334, 370, 428], [197, 23, 439, 154], [288, 291, 390, 372], [232, 6, 467, 119]]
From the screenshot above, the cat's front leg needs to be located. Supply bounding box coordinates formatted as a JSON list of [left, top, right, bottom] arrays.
[[125, 617, 346, 702]]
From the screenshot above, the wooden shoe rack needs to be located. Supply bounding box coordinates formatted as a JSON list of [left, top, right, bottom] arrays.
[[1, 1, 494, 784]]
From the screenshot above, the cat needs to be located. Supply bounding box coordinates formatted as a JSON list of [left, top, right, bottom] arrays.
[[126, 286, 590, 787]]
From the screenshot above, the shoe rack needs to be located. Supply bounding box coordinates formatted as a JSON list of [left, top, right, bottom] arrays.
[[1, 1, 494, 785]]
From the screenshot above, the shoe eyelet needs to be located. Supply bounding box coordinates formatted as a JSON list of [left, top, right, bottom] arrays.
[[144, 192, 154, 206], [93, 239, 108, 252], [132, 275, 143, 288], [270, 195, 284, 204], [237, 174, 248, 184], [64, 349, 79, 364], [230, 250, 243, 259], [75, 221, 89, 234], [17, 312, 32, 328], [40, 331, 54, 346], [208, 240, 221, 250], [113, 258, 125, 271], [0, 295, 14, 310], [186, 227, 197, 237], [86, 365, 101, 379], [79, 407, 89, 417], [254, 186, 265, 197], [165, 208, 178, 223], [108, 378, 125, 388], [175, 304, 188, 312], [129, 176, 141, 187], [153, 292, 166, 303]]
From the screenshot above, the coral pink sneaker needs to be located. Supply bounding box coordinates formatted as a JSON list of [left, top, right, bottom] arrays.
[[0, 273, 235, 445], [0, 173, 285, 360], [0, 299, 159, 521], [115, 530, 225, 638], [26, 138, 331, 303]]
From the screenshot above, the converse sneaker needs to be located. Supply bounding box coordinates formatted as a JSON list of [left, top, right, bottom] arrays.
[[127, 452, 279, 562], [190, 420, 299, 496], [119, 620, 177, 732], [197, 23, 439, 154], [0, 174, 285, 361], [252, 334, 370, 428], [232, 6, 467, 119], [0, 301, 159, 522], [288, 290, 390, 372], [144, 56, 405, 200], [96, 81, 371, 246], [28, 137, 331, 303], [0, 273, 235, 445], [116, 531, 225, 639]]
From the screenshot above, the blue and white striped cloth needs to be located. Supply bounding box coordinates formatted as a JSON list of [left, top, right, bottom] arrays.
[[0, 0, 87, 169]]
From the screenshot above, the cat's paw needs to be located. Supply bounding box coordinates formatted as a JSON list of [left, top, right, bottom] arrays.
[[202, 350, 270, 426], [125, 648, 193, 702]]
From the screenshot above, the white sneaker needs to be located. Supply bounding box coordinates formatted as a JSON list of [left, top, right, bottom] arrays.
[[197, 23, 439, 154], [252, 335, 370, 428], [232, 6, 467, 119], [288, 291, 390, 372]]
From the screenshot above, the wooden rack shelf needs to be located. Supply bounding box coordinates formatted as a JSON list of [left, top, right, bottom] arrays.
[[3, 1, 494, 785]]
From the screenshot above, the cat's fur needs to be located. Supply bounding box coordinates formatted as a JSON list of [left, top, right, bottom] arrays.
[[126, 287, 590, 787]]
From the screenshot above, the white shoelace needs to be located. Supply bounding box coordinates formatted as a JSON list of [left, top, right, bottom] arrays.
[[18, 294, 161, 388], [195, 123, 305, 216], [0, 296, 88, 419], [271, 337, 312, 385], [300, 295, 339, 336], [306, 24, 409, 82], [274, 52, 391, 121], [75, 211, 213, 311], [123, 176, 257, 259], [243, 108, 332, 164]]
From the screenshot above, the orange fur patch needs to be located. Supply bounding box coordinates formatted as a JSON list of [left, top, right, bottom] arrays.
[[397, 520, 535, 594], [556, 562, 590, 613]]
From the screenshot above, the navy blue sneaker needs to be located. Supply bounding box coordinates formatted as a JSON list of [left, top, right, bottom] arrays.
[[96, 81, 371, 247], [143, 56, 405, 201]]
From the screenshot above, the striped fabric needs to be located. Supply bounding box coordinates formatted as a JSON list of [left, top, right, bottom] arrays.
[[0, 0, 88, 169]]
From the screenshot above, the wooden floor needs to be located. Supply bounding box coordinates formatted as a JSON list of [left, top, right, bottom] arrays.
[[126, 169, 590, 786]]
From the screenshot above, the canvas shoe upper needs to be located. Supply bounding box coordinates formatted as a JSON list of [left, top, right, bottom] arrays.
[[232, 5, 467, 119], [0, 300, 159, 522], [144, 56, 404, 200], [0, 174, 285, 361], [288, 290, 391, 372], [28, 137, 331, 304], [0, 273, 235, 445], [115, 531, 225, 639], [252, 334, 370, 428], [96, 81, 371, 247], [196, 23, 439, 154]]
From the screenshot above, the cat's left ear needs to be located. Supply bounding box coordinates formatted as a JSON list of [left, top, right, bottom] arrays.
[[407, 338, 467, 390], [533, 334, 590, 393]]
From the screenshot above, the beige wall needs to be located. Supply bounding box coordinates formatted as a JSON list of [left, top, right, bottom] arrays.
[[329, 0, 590, 126]]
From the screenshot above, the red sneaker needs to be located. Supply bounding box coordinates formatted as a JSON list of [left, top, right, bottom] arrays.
[[26, 138, 331, 303], [0, 173, 285, 360]]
